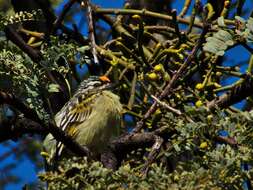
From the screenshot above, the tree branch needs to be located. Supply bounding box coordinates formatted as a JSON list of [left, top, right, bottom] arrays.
[[133, 22, 210, 133], [207, 75, 253, 110], [0, 91, 89, 157], [53, 0, 77, 32], [4, 25, 42, 63], [0, 91, 42, 123]]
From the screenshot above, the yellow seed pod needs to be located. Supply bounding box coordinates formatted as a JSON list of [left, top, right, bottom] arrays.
[[199, 142, 208, 149], [163, 73, 171, 82], [132, 14, 141, 19], [155, 43, 161, 49], [176, 93, 181, 99], [110, 57, 118, 66], [195, 100, 203, 107], [173, 175, 180, 181], [148, 72, 158, 80], [207, 114, 213, 122], [177, 53, 184, 60], [195, 83, 204, 90], [147, 123, 152, 129], [122, 84, 128, 89], [224, 0, 230, 8], [213, 82, 222, 88], [40, 151, 50, 158], [180, 44, 190, 49], [235, 66, 240, 72], [154, 108, 162, 115], [154, 64, 163, 72], [216, 71, 222, 77], [143, 95, 148, 103]]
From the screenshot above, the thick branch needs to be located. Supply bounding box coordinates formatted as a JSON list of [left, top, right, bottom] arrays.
[[0, 91, 42, 123], [0, 118, 47, 143], [0, 91, 89, 157], [111, 126, 175, 155], [207, 75, 253, 110], [4, 25, 42, 63]]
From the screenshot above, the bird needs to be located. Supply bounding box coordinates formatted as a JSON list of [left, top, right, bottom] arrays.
[[43, 75, 123, 165]]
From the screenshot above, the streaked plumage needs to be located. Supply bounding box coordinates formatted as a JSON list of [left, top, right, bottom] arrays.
[[43, 76, 122, 164]]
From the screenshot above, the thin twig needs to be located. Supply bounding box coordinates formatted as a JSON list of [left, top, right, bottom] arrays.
[[133, 23, 210, 133], [207, 75, 253, 110], [151, 95, 182, 116], [134, 16, 149, 67], [141, 135, 163, 175], [82, 0, 100, 65], [179, 0, 192, 18], [171, 9, 182, 43], [236, 0, 245, 16], [95, 8, 204, 28], [187, 0, 199, 34], [53, 0, 77, 32], [127, 72, 137, 110]]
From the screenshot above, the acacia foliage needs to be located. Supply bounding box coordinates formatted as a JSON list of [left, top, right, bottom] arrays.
[[40, 108, 253, 189], [0, 0, 253, 189]]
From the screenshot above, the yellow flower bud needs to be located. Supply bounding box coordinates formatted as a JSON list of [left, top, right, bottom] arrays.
[[143, 95, 148, 103], [207, 114, 213, 122], [195, 83, 204, 90], [216, 71, 222, 77], [122, 84, 128, 89], [199, 142, 208, 149], [235, 66, 240, 72], [176, 93, 181, 99], [224, 0, 230, 8], [154, 108, 162, 115], [148, 72, 158, 80], [132, 14, 141, 19], [163, 73, 171, 81], [180, 44, 189, 49], [155, 43, 161, 49], [147, 123, 152, 129], [195, 100, 203, 107], [154, 64, 163, 72], [178, 53, 184, 60], [213, 82, 222, 88], [40, 151, 50, 158], [173, 175, 180, 181]]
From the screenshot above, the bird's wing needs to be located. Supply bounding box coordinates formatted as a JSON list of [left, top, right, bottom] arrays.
[[54, 92, 99, 159]]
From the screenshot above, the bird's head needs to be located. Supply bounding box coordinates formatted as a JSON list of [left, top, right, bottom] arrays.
[[77, 75, 113, 95]]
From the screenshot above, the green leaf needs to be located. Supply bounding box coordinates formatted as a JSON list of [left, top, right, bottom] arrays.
[[48, 83, 60, 93], [217, 16, 226, 27]]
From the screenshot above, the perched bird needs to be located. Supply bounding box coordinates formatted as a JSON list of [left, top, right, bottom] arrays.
[[43, 76, 122, 164]]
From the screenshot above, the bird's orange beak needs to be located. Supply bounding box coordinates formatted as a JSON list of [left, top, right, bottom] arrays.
[[99, 75, 111, 82]]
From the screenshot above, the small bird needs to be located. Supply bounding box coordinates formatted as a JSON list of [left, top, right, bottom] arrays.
[[43, 75, 122, 164]]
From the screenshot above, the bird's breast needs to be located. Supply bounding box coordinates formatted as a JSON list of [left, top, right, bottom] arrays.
[[75, 90, 122, 153]]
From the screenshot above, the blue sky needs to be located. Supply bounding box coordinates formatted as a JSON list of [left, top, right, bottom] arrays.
[[1, 0, 253, 189]]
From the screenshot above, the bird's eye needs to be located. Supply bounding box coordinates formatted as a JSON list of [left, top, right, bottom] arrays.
[[93, 82, 101, 87]]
